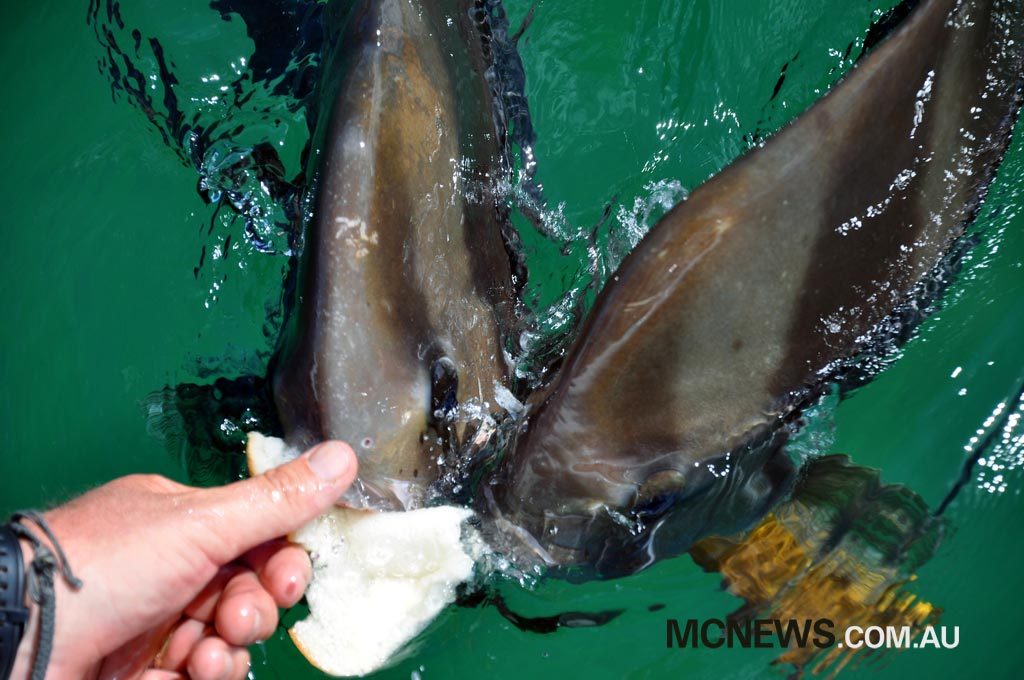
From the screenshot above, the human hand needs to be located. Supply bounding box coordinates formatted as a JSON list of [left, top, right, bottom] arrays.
[[11, 440, 358, 680]]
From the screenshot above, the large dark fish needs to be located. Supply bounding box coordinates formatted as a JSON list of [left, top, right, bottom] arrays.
[[490, 0, 1024, 578], [270, 0, 518, 509]]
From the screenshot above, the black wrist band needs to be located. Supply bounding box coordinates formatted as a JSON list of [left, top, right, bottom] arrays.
[[0, 525, 28, 680]]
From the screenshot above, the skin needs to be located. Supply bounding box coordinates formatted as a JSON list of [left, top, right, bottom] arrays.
[[495, 0, 1024, 577], [272, 0, 514, 511], [10, 441, 357, 680]]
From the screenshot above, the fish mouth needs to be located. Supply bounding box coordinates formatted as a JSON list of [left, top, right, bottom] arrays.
[[337, 475, 428, 512]]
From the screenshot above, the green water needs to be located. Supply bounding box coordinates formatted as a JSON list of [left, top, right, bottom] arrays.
[[2, 1, 1023, 678]]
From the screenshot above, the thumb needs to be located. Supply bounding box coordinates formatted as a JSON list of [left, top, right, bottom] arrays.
[[192, 441, 359, 563]]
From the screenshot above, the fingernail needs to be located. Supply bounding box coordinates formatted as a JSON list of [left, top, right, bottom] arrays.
[[250, 608, 262, 640], [308, 444, 352, 481], [218, 653, 233, 680]]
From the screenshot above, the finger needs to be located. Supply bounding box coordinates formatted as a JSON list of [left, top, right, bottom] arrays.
[[184, 639, 249, 680], [194, 441, 358, 563], [239, 539, 290, 573], [214, 570, 279, 646], [96, 615, 179, 680], [242, 541, 312, 608], [184, 564, 248, 622], [186, 637, 234, 680], [157, 618, 209, 672], [140, 671, 183, 680]]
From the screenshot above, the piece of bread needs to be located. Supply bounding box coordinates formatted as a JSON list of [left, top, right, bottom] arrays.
[[246, 432, 481, 676]]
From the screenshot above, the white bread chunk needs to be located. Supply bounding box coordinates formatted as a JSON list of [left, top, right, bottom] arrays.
[[246, 432, 479, 676]]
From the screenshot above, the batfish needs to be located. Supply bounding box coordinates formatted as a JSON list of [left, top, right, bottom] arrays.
[[489, 0, 1024, 578], [270, 0, 519, 510]]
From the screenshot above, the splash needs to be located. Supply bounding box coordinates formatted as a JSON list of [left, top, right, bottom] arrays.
[[973, 391, 1024, 496], [87, 0, 317, 279]]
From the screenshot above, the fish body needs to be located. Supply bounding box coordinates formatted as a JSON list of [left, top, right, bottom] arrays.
[[271, 0, 515, 509], [493, 0, 1024, 577]]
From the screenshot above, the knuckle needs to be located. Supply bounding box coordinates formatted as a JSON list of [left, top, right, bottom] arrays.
[[109, 473, 149, 489], [257, 462, 317, 511], [117, 473, 182, 493], [228, 572, 264, 597]]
